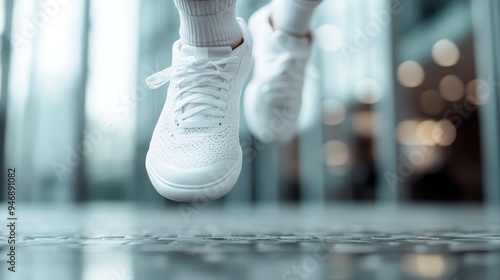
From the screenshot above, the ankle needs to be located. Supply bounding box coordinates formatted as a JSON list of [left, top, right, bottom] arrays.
[[270, 16, 312, 40], [231, 37, 244, 50]]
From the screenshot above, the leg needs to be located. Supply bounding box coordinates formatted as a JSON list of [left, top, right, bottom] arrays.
[[271, 0, 322, 37], [244, 0, 322, 144], [145, 0, 253, 202]]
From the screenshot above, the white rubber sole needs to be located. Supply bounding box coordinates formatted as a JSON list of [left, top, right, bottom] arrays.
[[145, 149, 242, 202]]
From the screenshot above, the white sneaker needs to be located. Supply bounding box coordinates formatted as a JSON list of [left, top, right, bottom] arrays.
[[244, 5, 312, 144], [145, 18, 253, 202]]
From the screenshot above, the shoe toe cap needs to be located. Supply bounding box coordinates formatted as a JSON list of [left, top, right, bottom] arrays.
[[145, 151, 241, 202]]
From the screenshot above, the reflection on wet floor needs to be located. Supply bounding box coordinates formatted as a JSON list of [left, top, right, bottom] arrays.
[[1, 203, 500, 280]]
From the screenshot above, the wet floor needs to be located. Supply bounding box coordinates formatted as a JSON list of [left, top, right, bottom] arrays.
[[1, 203, 500, 280]]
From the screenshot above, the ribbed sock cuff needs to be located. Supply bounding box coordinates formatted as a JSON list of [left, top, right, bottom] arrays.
[[271, 0, 321, 36], [174, 0, 242, 47]]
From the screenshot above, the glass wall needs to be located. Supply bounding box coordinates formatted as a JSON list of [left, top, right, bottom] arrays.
[[1, 0, 498, 206]]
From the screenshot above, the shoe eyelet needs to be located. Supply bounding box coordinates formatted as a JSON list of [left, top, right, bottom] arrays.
[[219, 123, 222, 126]]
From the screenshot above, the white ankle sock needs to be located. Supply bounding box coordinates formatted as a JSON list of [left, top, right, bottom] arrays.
[[173, 0, 242, 47], [271, 0, 322, 36]]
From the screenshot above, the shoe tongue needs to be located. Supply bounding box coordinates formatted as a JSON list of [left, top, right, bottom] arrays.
[[181, 44, 232, 59]]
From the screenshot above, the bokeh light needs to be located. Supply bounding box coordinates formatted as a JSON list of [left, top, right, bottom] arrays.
[[355, 79, 383, 104], [432, 119, 457, 146], [324, 140, 350, 167], [439, 75, 465, 102], [432, 39, 461, 67], [416, 120, 438, 146], [403, 254, 448, 279], [466, 79, 487, 105], [322, 99, 346, 126], [397, 119, 420, 146], [397, 61, 425, 88]]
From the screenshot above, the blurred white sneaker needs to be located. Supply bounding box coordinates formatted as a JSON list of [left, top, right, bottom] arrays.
[[244, 5, 312, 144], [145, 18, 252, 202]]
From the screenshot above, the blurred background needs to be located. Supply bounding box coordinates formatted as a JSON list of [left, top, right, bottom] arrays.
[[2, 1, 500, 280], [1, 0, 499, 207]]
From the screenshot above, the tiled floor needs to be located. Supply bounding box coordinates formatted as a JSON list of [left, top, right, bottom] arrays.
[[1, 203, 500, 280]]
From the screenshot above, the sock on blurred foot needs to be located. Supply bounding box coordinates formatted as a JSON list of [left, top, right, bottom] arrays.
[[271, 0, 321, 36], [173, 0, 242, 47]]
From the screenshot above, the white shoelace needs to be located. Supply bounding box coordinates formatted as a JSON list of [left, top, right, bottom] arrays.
[[146, 55, 238, 128]]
